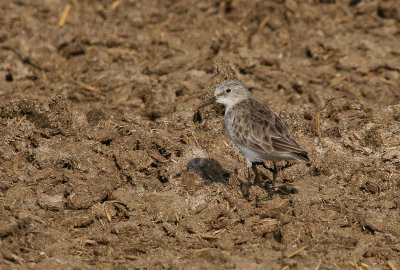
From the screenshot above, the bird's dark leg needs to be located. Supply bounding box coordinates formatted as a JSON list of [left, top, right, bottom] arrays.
[[240, 160, 254, 199], [251, 161, 274, 198], [253, 161, 274, 174], [262, 162, 277, 199], [256, 161, 277, 199], [272, 161, 277, 191], [251, 162, 262, 185]]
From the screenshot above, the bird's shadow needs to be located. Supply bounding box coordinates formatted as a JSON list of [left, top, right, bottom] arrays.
[[186, 158, 230, 184], [186, 158, 298, 197], [274, 184, 299, 196]]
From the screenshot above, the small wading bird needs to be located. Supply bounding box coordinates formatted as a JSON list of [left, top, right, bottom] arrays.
[[196, 80, 309, 196]]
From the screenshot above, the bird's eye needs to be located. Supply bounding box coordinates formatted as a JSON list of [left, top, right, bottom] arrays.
[[226, 88, 231, 93]]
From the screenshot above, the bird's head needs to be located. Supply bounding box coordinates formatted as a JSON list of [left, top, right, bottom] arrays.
[[197, 80, 250, 111]]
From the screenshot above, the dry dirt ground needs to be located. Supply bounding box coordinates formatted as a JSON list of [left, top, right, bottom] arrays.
[[0, 0, 399, 269]]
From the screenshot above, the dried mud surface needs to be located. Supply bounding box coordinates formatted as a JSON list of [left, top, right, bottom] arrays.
[[0, 1, 399, 269]]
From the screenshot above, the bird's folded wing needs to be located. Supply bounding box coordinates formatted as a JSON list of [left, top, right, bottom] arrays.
[[231, 100, 305, 155], [270, 115, 305, 154]]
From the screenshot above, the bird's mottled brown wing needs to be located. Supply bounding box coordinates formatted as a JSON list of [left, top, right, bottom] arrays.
[[229, 99, 308, 159]]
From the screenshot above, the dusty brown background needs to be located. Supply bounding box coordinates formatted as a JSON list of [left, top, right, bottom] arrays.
[[0, 0, 399, 269]]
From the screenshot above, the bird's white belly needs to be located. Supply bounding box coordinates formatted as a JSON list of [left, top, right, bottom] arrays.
[[234, 143, 263, 162], [234, 142, 295, 162]]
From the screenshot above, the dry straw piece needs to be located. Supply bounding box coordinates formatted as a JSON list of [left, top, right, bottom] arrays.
[[388, 260, 399, 270], [282, 245, 309, 258], [111, 0, 124, 10], [58, 4, 72, 27]]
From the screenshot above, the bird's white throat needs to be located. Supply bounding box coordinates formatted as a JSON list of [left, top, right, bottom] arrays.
[[216, 96, 246, 111]]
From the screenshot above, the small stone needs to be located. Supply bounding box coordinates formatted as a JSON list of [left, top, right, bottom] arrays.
[[38, 194, 64, 211]]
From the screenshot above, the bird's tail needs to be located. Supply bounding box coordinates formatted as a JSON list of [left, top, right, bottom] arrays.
[[292, 151, 310, 162]]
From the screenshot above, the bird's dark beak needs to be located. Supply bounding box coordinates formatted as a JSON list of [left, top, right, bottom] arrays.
[[197, 97, 216, 110], [193, 96, 216, 123]]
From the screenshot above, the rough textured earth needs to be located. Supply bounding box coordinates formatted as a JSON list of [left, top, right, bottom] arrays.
[[0, 0, 399, 269]]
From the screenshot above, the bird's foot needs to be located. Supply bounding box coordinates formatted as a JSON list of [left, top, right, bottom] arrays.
[[263, 180, 275, 200]]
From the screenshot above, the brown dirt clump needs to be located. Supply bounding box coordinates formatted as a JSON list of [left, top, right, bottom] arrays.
[[0, 1, 399, 269]]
